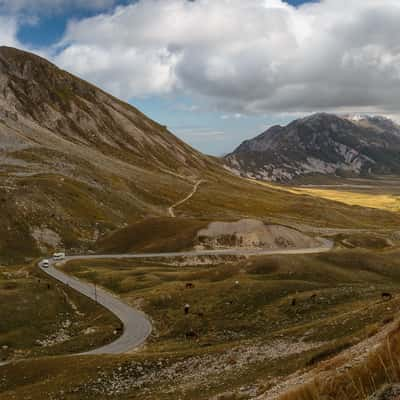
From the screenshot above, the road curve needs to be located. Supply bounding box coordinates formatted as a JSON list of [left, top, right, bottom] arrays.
[[37, 237, 333, 356], [39, 260, 152, 355]]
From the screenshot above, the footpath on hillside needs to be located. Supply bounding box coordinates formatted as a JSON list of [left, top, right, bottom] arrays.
[[168, 179, 205, 217]]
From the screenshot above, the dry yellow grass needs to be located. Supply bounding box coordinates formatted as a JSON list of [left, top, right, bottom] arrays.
[[293, 188, 400, 213], [277, 322, 400, 400], [252, 179, 400, 213]]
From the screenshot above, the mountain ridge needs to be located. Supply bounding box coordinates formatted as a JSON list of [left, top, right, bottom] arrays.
[[0, 46, 208, 172], [2, 47, 400, 263], [225, 113, 400, 182], [0, 46, 215, 261]]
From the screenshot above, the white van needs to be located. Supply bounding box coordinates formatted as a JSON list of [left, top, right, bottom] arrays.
[[53, 252, 66, 261], [42, 259, 50, 268]]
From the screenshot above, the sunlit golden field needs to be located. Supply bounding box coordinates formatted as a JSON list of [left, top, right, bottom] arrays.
[[293, 189, 400, 213], [253, 178, 400, 213]]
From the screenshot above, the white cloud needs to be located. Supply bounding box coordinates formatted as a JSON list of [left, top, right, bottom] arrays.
[[0, 0, 116, 13], [52, 0, 400, 115], [175, 103, 199, 112], [175, 127, 225, 140], [221, 113, 244, 120], [0, 16, 20, 47], [56, 44, 178, 97]]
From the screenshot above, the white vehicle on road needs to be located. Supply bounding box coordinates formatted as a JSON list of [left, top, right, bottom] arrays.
[[42, 259, 50, 268], [53, 252, 66, 261]]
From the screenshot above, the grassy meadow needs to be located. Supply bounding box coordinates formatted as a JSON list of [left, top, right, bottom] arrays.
[[253, 176, 400, 214], [61, 249, 400, 354], [1, 248, 398, 399], [2, 177, 400, 399], [0, 262, 120, 363]]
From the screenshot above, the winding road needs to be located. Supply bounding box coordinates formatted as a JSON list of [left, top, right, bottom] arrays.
[[37, 237, 333, 356], [40, 260, 152, 355]]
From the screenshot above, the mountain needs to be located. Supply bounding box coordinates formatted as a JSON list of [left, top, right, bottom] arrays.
[[0, 46, 215, 261], [346, 114, 400, 137], [0, 46, 207, 170], [2, 48, 400, 263], [225, 113, 400, 182]]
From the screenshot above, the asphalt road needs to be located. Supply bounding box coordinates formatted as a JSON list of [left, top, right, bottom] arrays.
[[63, 239, 334, 263], [39, 260, 152, 355], [37, 237, 333, 356]]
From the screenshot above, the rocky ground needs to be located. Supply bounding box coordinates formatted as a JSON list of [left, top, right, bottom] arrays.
[[67, 339, 326, 398], [256, 318, 400, 400], [196, 219, 320, 250], [369, 385, 400, 400]]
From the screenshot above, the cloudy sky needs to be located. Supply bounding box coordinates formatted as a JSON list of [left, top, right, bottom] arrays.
[[0, 0, 399, 155]]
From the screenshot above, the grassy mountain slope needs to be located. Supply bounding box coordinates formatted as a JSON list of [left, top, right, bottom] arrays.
[[1, 47, 400, 263], [0, 46, 213, 262]]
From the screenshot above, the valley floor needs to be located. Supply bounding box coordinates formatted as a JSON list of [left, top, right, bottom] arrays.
[[258, 176, 400, 214], [3, 247, 400, 399], [2, 178, 400, 399]]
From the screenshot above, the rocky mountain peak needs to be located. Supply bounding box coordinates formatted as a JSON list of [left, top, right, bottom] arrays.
[[225, 113, 400, 182], [0, 47, 215, 261], [344, 114, 400, 137], [0, 46, 207, 172]]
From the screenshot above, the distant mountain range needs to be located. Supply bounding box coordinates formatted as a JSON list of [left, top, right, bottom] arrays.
[[225, 113, 400, 182]]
